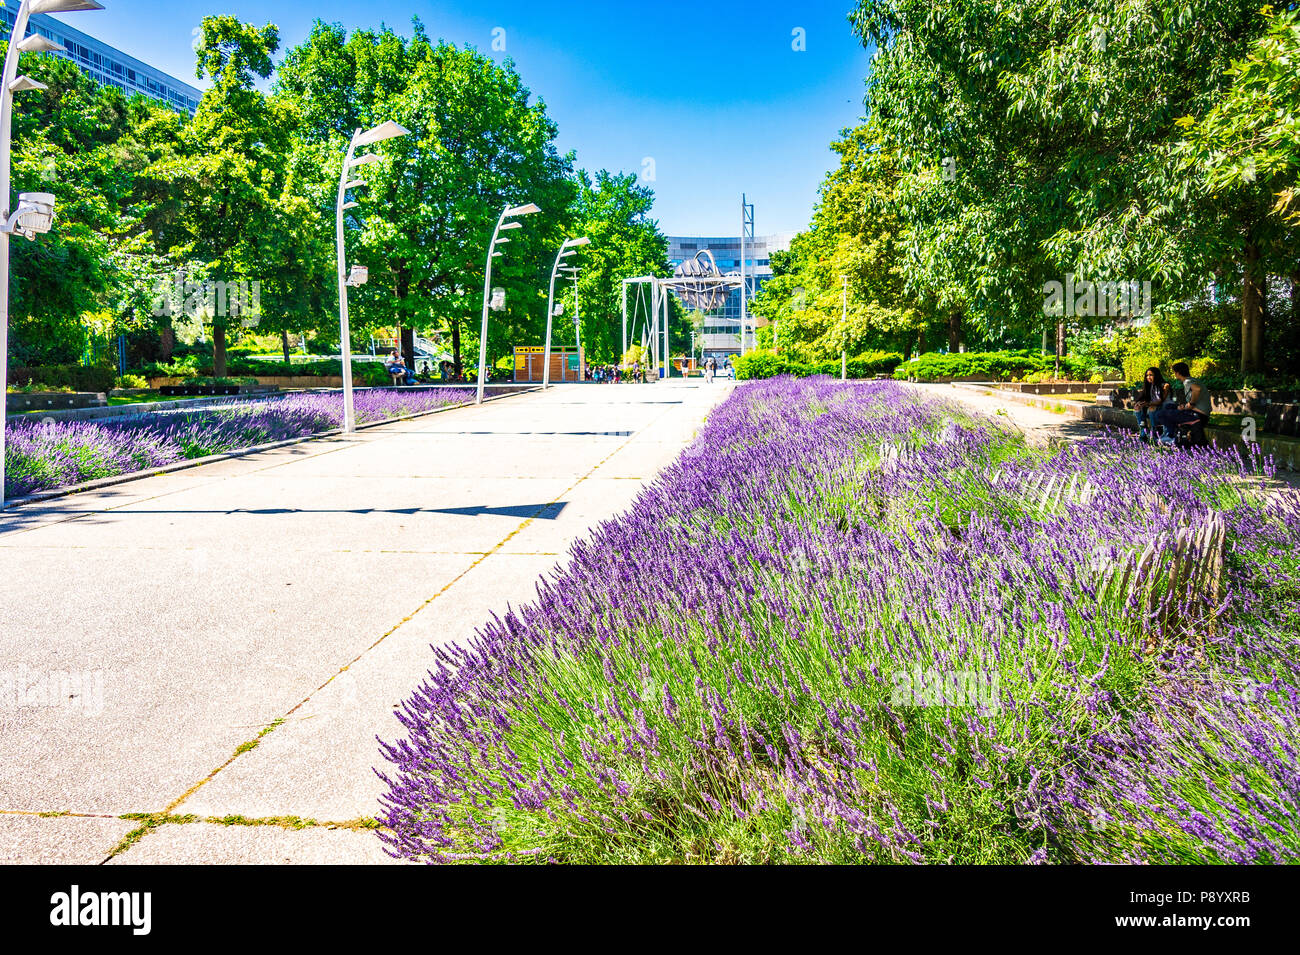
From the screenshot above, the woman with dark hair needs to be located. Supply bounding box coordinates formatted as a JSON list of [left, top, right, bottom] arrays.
[[1133, 366, 1171, 443]]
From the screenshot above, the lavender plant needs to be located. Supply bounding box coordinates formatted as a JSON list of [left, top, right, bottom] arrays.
[[3, 388, 475, 498], [377, 377, 1299, 864]]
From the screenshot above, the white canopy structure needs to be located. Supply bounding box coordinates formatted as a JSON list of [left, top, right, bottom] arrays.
[[621, 250, 743, 380]]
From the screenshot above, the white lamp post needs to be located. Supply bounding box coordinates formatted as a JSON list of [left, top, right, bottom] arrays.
[[840, 275, 848, 381], [475, 202, 540, 404], [335, 120, 408, 433], [542, 236, 588, 389], [1, 0, 103, 506]]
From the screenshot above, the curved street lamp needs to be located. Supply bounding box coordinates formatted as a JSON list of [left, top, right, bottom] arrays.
[[0, 0, 103, 506], [542, 237, 589, 389], [335, 120, 408, 433], [475, 202, 540, 404]]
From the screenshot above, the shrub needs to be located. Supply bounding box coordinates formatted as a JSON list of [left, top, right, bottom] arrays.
[[188, 376, 259, 387], [734, 349, 902, 381], [8, 364, 116, 394], [115, 374, 149, 389], [138, 356, 201, 380], [892, 350, 1049, 382]]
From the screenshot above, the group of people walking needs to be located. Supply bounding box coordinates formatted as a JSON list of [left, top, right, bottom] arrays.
[[702, 357, 731, 383], [1132, 361, 1212, 445], [586, 365, 629, 383]]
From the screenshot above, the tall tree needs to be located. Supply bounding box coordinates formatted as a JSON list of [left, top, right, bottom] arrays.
[[163, 16, 288, 377], [276, 21, 575, 374], [567, 170, 672, 364]]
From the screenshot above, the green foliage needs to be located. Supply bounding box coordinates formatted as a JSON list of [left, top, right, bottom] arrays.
[[734, 349, 903, 381], [851, 0, 1299, 375], [748, 120, 929, 362], [115, 374, 149, 389], [890, 351, 1090, 383], [567, 171, 676, 364], [8, 365, 115, 393]]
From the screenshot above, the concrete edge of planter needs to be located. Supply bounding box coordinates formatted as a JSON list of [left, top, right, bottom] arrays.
[[0, 387, 533, 512]]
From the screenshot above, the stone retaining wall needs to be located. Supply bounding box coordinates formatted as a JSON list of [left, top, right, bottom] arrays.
[[6, 391, 106, 413]]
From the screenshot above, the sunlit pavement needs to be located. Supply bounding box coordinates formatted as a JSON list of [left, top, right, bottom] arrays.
[[0, 379, 732, 864]]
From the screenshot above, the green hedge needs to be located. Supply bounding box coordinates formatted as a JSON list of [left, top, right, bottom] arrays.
[[8, 364, 116, 394], [733, 350, 903, 381], [890, 350, 1092, 382], [137, 357, 393, 387]]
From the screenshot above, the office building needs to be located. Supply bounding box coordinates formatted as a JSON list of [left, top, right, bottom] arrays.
[[1, 9, 202, 115], [667, 231, 795, 356]]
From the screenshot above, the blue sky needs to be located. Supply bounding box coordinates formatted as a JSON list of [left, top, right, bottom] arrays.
[[51, 1, 873, 236]]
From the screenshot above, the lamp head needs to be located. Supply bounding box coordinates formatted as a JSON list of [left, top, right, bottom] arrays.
[[352, 121, 410, 148], [505, 202, 541, 218], [31, 0, 105, 13], [6, 193, 55, 239]]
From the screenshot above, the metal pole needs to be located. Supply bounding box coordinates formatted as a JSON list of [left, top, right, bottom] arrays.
[[0, 3, 30, 504], [841, 275, 848, 381], [335, 131, 359, 432], [662, 278, 669, 380], [542, 246, 561, 389], [739, 194, 747, 354], [476, 205, 508, 405], [573, 272, 583, 378]]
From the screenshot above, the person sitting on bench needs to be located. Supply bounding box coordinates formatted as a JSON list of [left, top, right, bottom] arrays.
[[385, 349, 416, 386], [1133, 366, 1172, 444], [1156, 362, 1210, 446]]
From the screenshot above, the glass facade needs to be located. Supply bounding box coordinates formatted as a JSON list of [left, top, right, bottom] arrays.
[[668, 232, 794, 356], [1, 9, 202, 115]]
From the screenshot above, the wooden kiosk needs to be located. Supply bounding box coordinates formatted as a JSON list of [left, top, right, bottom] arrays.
[[513, 345, 585, 383]]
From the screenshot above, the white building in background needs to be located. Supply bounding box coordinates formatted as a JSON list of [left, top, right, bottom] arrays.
[[0, 8, 202, 115], [667, 231, 795, 357]]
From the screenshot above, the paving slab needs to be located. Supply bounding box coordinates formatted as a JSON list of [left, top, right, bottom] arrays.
[[0, 814, 136, 865], [107, 821, 405, 865], [178, 553, 563, 821]]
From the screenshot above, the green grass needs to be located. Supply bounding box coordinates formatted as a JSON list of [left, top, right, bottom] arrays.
[[106, 393, 201, 407]]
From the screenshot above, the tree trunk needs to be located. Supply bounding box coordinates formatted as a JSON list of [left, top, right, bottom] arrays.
[[281, 330, 291, 365], [451, 318, 463, 378], [1290, 270, 1300, 326], [160, 326, 175, 362], [213, 324, 227, 379], [947, 309, 963, 352], [1241, 235, 1264, 373]]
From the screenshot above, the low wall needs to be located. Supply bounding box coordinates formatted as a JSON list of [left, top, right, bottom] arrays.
[[6, 391, 106, 413], [1083, 403, 1298, 470], [995, 381, 1121, 395], [1100, 387, 1296, 416]]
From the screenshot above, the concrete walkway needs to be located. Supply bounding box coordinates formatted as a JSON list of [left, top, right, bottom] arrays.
[[0, 380, 733, 864]]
